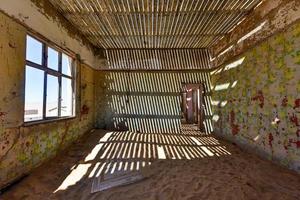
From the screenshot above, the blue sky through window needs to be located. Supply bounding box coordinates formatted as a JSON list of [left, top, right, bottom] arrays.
[[26, 35, 42, 65], [48, 47, 59, 71], [24, 66, 44, 121], [25, 35, 74, 121]]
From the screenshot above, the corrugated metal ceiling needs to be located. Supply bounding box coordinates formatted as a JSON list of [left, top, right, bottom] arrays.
[[48, 0, 262, 49]]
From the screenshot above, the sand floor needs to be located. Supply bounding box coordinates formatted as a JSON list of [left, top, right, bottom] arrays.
[[2, 126, 300, 200]]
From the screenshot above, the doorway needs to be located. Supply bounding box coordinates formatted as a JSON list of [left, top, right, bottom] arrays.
[[181, 83, 205, 131]]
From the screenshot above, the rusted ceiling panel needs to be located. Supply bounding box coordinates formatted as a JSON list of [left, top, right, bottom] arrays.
[[48, 0, 262, 49]]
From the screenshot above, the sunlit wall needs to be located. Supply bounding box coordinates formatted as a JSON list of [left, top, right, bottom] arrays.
[[210, 20, 300, 172], [95, 70, 213, 134], [95, 49, 214, 134]]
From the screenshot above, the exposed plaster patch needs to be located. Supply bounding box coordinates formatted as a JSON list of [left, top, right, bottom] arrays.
[[81, 105, 90, 115]]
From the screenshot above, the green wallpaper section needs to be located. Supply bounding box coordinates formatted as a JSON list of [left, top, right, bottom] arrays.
[[211, 20, 300, 171]]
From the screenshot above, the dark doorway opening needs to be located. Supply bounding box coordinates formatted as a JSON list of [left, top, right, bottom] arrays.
[[181, 83, 205, 131]]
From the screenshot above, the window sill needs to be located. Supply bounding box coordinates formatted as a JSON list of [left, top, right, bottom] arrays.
[[23, 116, 76, 127]]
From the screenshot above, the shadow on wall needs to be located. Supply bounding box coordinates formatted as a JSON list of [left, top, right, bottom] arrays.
[[95, 71, 214, 134]]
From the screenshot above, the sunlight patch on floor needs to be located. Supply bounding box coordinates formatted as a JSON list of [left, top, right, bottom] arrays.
[[54, 164, 91, 193], [53, 126, 233, 193], [157, 145, 166, 159]]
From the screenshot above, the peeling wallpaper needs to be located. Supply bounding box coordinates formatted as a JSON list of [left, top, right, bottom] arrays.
[[212, 0, 300, 67], [211, 20, 300, 172], [0, 12, 95, 189]]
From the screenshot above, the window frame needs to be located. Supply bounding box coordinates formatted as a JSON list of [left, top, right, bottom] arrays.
[[24, 34, 76, 124]]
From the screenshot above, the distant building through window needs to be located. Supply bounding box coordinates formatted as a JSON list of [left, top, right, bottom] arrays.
[[24, 35, 75, 122]]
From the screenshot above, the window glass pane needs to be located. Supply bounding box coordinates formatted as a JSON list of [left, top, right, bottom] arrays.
[[48, 47, 59, 71], [46, 75, 59, 117], [24, 66, 44, 122], [61, 77, 73, 117], [26, 35, 43, 65], [62, 53, 72, 76]]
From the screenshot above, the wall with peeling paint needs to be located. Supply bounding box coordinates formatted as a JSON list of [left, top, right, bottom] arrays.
[[211, 19, 300, 172], [95, 71, 213, 134], [0, 0, 106, 70], [0, 12, 96, 189], [212, 0, 300, 68]]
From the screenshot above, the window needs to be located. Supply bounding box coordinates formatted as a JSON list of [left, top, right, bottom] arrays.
[[24, 35, 75, 122]]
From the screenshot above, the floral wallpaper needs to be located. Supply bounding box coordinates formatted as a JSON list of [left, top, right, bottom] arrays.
[[211, 20, 300, 172]]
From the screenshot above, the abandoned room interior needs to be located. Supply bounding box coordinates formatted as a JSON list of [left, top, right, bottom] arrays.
[[0, 0, 300, 199]]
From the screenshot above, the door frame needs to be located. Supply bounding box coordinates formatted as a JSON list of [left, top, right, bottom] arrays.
[[181, 83, 205, 130]]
